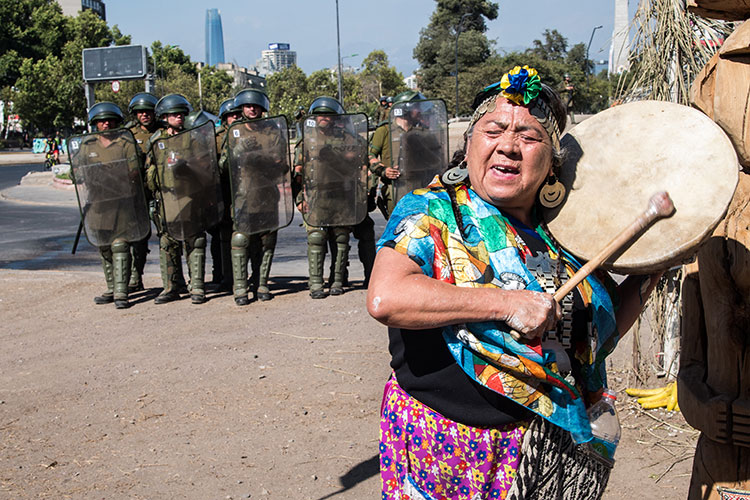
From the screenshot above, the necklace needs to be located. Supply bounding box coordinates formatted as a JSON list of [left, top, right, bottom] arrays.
[[503, 217, 575, 355]]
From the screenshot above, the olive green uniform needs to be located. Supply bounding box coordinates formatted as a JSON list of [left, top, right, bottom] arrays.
[[368, 121, 394, 219], [222, 120, 283, 302], [76, 133, 144, 302], [295, 126, 370, 296], [146, 129, 210, 301], [209, 122, 233, 289], [126, 122, 158, 291]]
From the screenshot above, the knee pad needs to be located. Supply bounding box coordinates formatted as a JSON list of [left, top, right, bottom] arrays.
[[111, 239, 129, 254], [262, 230, 278, 251], [307, 229, 326, 247], [231, 232, 250, 249], [193, 236, 207, 249], [334, 228, 349, 245]]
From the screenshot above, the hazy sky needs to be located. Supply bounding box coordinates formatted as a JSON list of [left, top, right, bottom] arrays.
[[106, 0, 634, 76]]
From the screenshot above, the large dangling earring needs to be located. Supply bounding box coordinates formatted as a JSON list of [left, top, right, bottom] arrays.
[[443, 160, 468, 185], [539, 173, 566, 208]]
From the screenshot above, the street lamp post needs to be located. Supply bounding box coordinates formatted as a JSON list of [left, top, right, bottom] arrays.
[[335, 0, 344, 103], [454, 13, 472, 119], [586, 25, 603, 84]]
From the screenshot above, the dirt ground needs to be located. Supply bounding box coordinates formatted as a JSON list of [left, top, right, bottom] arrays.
[[0, 269, 697, 499]]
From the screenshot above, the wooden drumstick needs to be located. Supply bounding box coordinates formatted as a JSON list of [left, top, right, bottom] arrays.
[[553, 190, 675, 301], [509, 191, 675, 342]]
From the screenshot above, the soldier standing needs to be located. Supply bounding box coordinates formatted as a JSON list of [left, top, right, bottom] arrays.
[[147, 94, 222, 304], [295, 96, 369, 298], [224, 89, 285, 305], [368, 90, 425, 219], [69, 102, 150, 309], [207, 98, 242, 292], [125, 92, 160, 292]]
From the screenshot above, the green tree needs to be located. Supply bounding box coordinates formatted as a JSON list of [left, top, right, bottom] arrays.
[[360, 50, 407, 101], [413, 0, 499, 115], [528, 29, 568, 62], [198, 65, 233, 114], [14, 9, 116, 133], [267, 65, 308, 120], [14, 55, 70, 131], [0, 0, 68, 88]]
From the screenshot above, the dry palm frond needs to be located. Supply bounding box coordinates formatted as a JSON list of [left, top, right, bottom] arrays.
[[616, 0, 735, 104]]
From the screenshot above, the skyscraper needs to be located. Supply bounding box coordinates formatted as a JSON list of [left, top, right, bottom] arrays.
[[205, 9, 225, 67]]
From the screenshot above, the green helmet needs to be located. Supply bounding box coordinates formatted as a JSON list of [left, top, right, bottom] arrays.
[[154, 94, 192, 118], [219, 98, 239, 120], [127, 92, 158, 114], [184, 110, 217, 130], [88, 102, 124, 124], [308, 96, 345, 115], [392, 90, 425, 105], [234, 89, 270, 112]]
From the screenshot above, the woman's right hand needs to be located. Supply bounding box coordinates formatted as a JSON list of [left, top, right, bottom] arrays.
[[502, 290, 561, 340]]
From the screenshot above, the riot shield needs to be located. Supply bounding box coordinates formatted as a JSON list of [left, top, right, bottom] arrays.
[[151, 120, 223, 241], [227, 116, 293, 235], [302, 113, 368, 227], [390, 99, 449, 203], [68, 128, 150, 247]]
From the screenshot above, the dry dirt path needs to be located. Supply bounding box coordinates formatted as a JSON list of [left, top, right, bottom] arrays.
[[0, 269, 696, 499]]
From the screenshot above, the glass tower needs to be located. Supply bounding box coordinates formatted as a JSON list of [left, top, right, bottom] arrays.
[[205, 9, 225, 67]]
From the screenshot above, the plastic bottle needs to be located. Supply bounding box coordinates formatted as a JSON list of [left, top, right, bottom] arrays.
[[586, 388, 621, 463]]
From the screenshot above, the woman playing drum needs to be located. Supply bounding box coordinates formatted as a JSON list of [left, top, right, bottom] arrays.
[[367, 66, 662, 499]]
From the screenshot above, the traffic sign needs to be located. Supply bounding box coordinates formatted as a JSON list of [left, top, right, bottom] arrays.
[[111, 80, 120, 93], [82, 45, 148, 82]]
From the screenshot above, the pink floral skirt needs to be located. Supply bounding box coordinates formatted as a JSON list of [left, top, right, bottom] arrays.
[[380, 376, 527, 500]]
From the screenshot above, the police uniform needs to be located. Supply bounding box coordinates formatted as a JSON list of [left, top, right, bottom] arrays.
[[126, 121, 159, 291], [296, 117, 368, 297], [368, 120, 393, 218], [146, 128, 211, 303], [75, 131, 144, 306], [224, 118, 285, 304]]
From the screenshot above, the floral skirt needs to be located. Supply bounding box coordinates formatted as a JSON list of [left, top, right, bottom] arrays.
[[380, 376, 527, 500]]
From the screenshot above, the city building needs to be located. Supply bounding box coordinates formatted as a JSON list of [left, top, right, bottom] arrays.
[[404, 74, 418, 90], [256, 43, 297, 76], [205, 9, 225, 67], [195, 61, 267, 92], [57, 0, 106, 20]]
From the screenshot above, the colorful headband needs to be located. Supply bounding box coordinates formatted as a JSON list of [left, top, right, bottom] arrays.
[[467, 65, 560, 150]]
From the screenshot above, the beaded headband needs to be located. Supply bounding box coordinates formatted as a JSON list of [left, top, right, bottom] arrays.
[[466, 65, 561, 151]]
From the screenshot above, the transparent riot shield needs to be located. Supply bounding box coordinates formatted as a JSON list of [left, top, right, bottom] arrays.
[[302, 113, 368, 227], [390, 99, 449, 203], [151, 120, 223, 241], [227, 116, 293, 235], [68, 128, 150, 247]]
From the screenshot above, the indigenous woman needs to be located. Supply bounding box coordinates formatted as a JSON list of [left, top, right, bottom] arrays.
[[367, 66, 661, 500]]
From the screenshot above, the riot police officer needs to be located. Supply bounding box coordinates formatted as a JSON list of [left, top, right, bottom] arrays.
[[206, 98, 241, 292], [128, 92, 159, 156], [368, 90, 425, 219], [225, 89, 284, 305], [125, 92, 159, 292], [73, 102, 149, 309], [146, 94, 216, 305], [295, 96, 369, 298]]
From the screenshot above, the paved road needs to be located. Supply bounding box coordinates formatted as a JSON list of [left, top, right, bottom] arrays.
[[0, 153, 384, 285]]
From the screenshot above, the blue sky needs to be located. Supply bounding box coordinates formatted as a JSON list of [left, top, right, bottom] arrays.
[[106, 1, 634, 76]]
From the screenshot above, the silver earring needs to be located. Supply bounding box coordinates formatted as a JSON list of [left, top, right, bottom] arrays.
[[443, 160, 468, 185], [539, 174, 566, 208]]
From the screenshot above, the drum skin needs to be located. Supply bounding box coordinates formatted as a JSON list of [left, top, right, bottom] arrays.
[[543, 100, 740, 274]]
